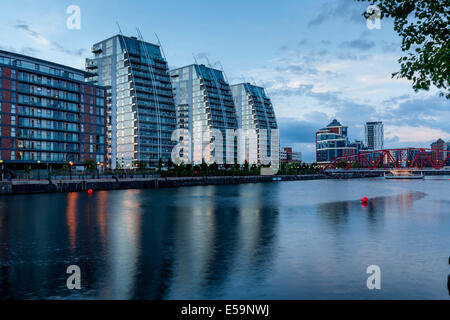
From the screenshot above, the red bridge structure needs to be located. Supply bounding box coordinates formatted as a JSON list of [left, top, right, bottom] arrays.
[[323, 148, 450, 171]]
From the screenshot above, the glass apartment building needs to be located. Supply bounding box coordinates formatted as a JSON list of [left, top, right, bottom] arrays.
[[316, 119, 356, 164], [0, 50, 107, 166], [86, 35, 177, 168], [231, 83, 278, 165], [170, 64, 238, 164], [365, 121, 384, 151]]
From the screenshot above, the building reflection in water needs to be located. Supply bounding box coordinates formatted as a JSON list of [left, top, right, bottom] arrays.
[[65, 193, 78, 251], [235, 184, 279, 284], [101, 189, 142, 300], [166, 184, 279, 299], [0, 185, 282, 299], [316, 191, 427, 234], [169, 185, 218, 298], [1, 180, 449, 299], [96, 191, 108, 249]]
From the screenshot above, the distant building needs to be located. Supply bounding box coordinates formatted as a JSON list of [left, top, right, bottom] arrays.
[[431, 138, 445, 163], [365, 121, 384, 151], [280, 147, 301, 164], [231, 83, 278, 165], [170, 64, 238, 164], [316, 119, 356, 164], [349, 140, 366, 154], [0, 50, 107, 166]]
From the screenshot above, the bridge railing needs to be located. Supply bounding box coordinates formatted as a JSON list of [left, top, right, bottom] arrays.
[[323, 148, 450, 171]]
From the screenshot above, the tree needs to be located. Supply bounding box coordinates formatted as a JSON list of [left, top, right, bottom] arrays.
[[200, 159, 208, 172], [24, 165, 32, 179], [136, 160, 147, 171], [209, 162, 218, 173], [167, 157, 173, 169], [84, 159, 96, 171], [358, 0, 449, 98]]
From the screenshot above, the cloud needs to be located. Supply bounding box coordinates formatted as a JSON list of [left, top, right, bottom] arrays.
[[278, 116, 329, 163], [14, 21, 85, 56], [384, 125, 450, 145], [20, 47, 40, 55], [308, 0, 366, 27], [380, 40, 400, 53], [0, 44, 40, 56], [339, 39, 375, 51], [383, 94, 450, 131], [278, 116, 326, 144], [237, 35, 447, 156], [297, 39, 308, 47], [15, 22, 50, 46]]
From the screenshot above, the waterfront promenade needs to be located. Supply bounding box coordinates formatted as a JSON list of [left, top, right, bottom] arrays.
[[0, 174, 337, 195]]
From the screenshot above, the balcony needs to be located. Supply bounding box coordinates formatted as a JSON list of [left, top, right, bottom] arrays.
[[85, 59, 98, 70], [91, 45, 102, 54]]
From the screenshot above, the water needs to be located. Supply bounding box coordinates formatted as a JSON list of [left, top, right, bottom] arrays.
[[0, 177, 449, 300]]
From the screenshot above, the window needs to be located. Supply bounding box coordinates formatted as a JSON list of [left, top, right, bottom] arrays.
[[11, 128, 16, 137]]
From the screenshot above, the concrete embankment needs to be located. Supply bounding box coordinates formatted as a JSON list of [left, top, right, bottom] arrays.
[[0, 172, 380, 195]]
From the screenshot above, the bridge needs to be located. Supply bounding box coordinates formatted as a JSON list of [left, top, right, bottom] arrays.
[[323, 148, 450, 171]]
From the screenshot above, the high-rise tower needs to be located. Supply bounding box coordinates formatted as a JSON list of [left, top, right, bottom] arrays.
[[86, 35, 177, 168], [231, 83, 278, 165], [365, 121, 384, 151], [170, 64, 238, 165]]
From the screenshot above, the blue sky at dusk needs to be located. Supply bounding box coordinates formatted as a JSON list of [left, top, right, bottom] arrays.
[[1, 0, 448, 161]]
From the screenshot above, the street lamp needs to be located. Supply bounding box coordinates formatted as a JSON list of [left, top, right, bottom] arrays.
[[37, 160, 41, 180], [69, 161, 74, 180]]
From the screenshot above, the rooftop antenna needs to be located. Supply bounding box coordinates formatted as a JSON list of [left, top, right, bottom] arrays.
[[192, 53, 199, 65], [116, 22, 123, 35], [217, 61, 229, 84], [154, 33, 167, 61], [136, 27, 163, 161], [204, 55, 212, 68]]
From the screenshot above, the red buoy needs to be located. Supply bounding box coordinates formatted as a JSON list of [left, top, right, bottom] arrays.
[[361, 196, 368, 204], [88, 189, 93, 195]]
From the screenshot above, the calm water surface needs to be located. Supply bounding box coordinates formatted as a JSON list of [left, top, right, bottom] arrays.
[[0, 177, 449, 299]]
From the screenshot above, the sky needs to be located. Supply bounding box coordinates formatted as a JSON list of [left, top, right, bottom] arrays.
[[0, 0, 448, 162]]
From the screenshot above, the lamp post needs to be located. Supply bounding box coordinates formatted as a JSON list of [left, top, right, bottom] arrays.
[[0, 160, 3, 181], [69, 161, 73, 180], [37, 160, 41, 180]]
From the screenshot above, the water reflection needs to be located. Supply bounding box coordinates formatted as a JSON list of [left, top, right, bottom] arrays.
[[0, 179, 449, 299], [316, 191, 427, 234], [66, 193, 78, 251]]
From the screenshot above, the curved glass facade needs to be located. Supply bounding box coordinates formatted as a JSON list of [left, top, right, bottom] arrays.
[[170, 64, 238, 164], [86, 35, 176, 168], [231, 83, 278, 165]]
